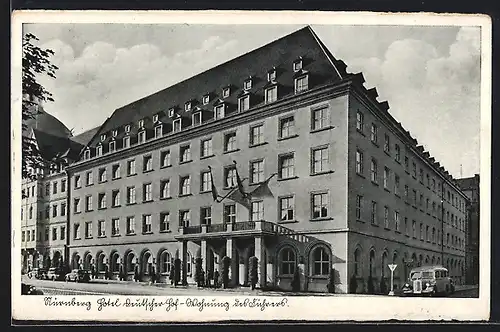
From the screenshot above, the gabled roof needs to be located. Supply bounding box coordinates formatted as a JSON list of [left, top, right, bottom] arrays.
[[32, 129, 77, 161], [23, 106, 72, 139], [71, 126, 101, 146], [87, 25, 346, 148]]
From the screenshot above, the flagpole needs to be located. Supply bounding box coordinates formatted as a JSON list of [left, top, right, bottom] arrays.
[[217, 177, 249, 203]]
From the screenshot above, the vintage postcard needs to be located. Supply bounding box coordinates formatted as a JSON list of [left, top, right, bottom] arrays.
[[11, 10, 491, 322]]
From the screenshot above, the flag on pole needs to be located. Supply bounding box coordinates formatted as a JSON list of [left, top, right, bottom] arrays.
[[249, 173, 277, 198], [227, 186, 252, 210], [233, 160, 247, 198], [207, 166, 219, 202]]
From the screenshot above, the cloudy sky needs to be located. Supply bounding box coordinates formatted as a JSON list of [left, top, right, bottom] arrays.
[[23, 23, 481, 178]]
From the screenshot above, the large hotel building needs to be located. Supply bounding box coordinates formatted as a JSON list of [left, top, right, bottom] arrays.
[[20, 26, 469, 293]]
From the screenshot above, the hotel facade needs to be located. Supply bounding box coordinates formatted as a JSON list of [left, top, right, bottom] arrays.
[[21, 26, 469, 293]]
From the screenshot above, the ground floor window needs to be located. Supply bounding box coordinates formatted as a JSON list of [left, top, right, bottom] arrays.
[[312, 247, 330, 276], [160, 251, 171, 274], [279, 247, 296, 276]]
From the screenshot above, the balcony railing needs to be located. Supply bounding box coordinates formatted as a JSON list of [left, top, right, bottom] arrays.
[[207, 223, 227, 233], [183, 225, 202, 234], [233, 221, 256, 231]]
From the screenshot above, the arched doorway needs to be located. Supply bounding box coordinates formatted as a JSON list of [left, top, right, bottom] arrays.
[[84, 252, 93, 270], [97, 252, 106, 278], [125, 251, 136, 280], [110, 251, 120, 274], [72, 252, 81, 269], [52, 251, 62, 268], [141, 250, 153, 281]]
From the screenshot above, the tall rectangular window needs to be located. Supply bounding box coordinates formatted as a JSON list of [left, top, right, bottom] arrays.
[[224, 204, 236, 224], [384, 134, 390, 154], [52, 205, 57, 217], [370, 158, 378, 183], [155, 125, 163, 137], [383, 167, 390, 190], [160, 212, 170, 232], [126, 216, 135, 235], [126, 186, 136, 204], [201, 207, 212, 225], [311, 106, 328, 131], [127, 159, 136, 176], [98, 193, 106, 209], [394, 174, 400, 196], [356, 195, 363, 220], [279, 196, 295, 221], [73, 223, 80, 239], [143, 155, 153, 172], [356, 111, 364, 133], [200, 139, 213, 157], [160, 180, 171, 198], [412, 220, 417, 238], [60, 226, 65, 240], [412, 189, 417, 206], [138, 131, 146, 144], [61, 202, 66, 216], [180, 145, 191, 163], [412, 162, 417, 178], [238, 95, 250, 111], [142, 215, 152, 233], [224, 166, 237, 188], [251, 201, 264, 221], [200, 172, 211, 193], [180, 176, 191, 195], [371, 201, 377, 225], [73, 198, 81, 213], [85, 221, 92, 238], [395, 211, 400, 232], [52, 181, 58, 194], [143, 183, 152, 202], [112, 218, 120, 236], [279, 116, 295, 139], [384, 206, 390, 228], [356, 150, 364, 175], [109, 140, 116, 152], [370, 123, 378, 143], [112, 164, 120, 179], [404, 156, 409, 172], [311, 146, 329, 174], [405, 217, 409, 236], [311, 192, 329, 219], [86, 171, 93, 186], [419, 168, 424, 183], [250, 124, 264, 146], [214, 105, 225, 119], [98, 220, 106, 237], [294, 75, 308, 93], [112, 190, 120, 207], [61, 179, 66, 192], [74, 175, 81, 188], [52, 227, 57, 240], [278, 153, 295, 179], [179, 210, 190, 227], [98, 168, 107, 182], [123, 136, 130, 148], [265, 86, 277, 103], [223, 132, 237, 152], [395, 144, 401, 162], [250, 159, 264, 184]]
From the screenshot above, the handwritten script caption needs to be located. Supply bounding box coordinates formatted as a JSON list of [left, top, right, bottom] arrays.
[[43, 296, 289, 312]]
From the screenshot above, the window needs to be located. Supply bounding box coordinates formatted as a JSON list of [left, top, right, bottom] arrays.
[[179, 210, 190, 227], [265, 86, 277, 103], [384, 134, 390, 154], [85, 221, 92, 238], [294, 75, 309, 93], [370, 158, 378, 183], [74, 175, 81, 188], [60, 226, 65, 240], [192, 112, 202, 127], [426, 174, 430, 188], [73, 198, 81, 213], [412, 220, 417, 238], [86, 171, 93, 186], [111, 164, 120, 179], [420, 194, 424, 208], [395, 144, 401, 162], [278, 153, 295, 179], [168, 108, 175, 118], [405, 217, 409, 236], [394, 174, 400, 196], [404, 185, 409, 202], [395, 211, 400, 232], [200, 172, 211, 193], [98, 193, 106, 209], [238, 95, 250, 111], [60, 203, 66, 216], [160, 251, 172, 274], [293, 59, 303, 72], [98, 220, 106, 237], [312, 247, 330, 276], [142, 215, 152, 233], [426, 225, 430, 242], [160, 180, 171, 198], [223, 132, 237, 152], [138, 131, 146, 144], [96, 145, 103, 156], [201, 139, 213, 158], [311, 146, 329, 174], [45, 183, 50, 196], [180, 176, 191, 195], [412, 162, 417, 178], [126, 216, 135, 235], [356, 195, 363, 220], [384, 206, 390, 228], [123, 136, 130, 148], [280, 248, 296, 275], [126, 186, 136, 204], [279, 116, 295, 139], [203, 94, 210, 105], [61, 179, 66, 192], [312, 106, 328, 131], [143, 183, 152, 202], [74, 223, 81, 239], [224, 204, 236, 224], [412, 189, 417, 206], [432, 179, 436, 191], [52, 181, 58, 194], [432, 202, 437, 216], [125, 124, 131, 133], [250, 159, 264, 184], [100, 134, 107, 141], [420, 223, 424, 241], [85, 195, 93, 211], [371, 201, 378, 225], [201, 207, 212, 225], [112, 218, 120, 236], [268, 70, 276, 82], [112, 190, 120, 207], [311, 192, 329, 219], [44, 227, 49, 241], [383, 167, 390, 190], [52, 205, 57, 218], [356, 111, 364, 133], [127, 159, 136, 175], [356, 150, 364, 175], [180, 145, 191, 163], [143, 155, 153, 172], [371, 124, 378, 143], [279, 196, 295, 221], [214, 104, 225, 119], [52, 227, 57, 240], [426, 198, 430, 213], [98, 168, 106, 182], [109, 140, 116, 152], [419, 168, 424, 183], [29, 206, 33, 219], [84, 149, 90, 159], [184, 101, 192, 112], [222, 87, 230, 98], [160, 150, 171, 167], [251, 201, 264, 221], [155, 125, 163, 138], [160, 212, 170, 232], [250, 124, 264, 146], [224, 166, 237, 188]]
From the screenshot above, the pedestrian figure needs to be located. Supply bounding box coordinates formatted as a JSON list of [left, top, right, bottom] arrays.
[[134, 264, 140, 282], [204, 271, 209, 288], [214, 269, 220, 289], [170, 265, 176, 286]]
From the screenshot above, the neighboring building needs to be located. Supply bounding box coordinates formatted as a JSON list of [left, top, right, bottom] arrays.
[[457, 174, 480, 285], [21, 26, 469, 293]]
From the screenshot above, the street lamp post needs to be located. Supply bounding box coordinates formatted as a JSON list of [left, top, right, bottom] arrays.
[[388, 264, 397, 296]]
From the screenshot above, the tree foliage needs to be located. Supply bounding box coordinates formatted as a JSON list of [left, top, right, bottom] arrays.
[[22, 33, 58, 181]]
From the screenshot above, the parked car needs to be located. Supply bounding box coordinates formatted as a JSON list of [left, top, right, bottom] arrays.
[[46, 267, 65, 281], [65, 269, 91, 283], [401, 265, 455, 297], [28, 268, 47, 280], [21, 283, 44, 295]]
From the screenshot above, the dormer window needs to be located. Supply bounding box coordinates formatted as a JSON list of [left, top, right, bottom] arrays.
[[192, 112, 202, 126], [138, 119, 145, 128], [202, 94, 210, 105], [185, 102, 192, 112], [153, 114, 159, 123], [84, 149, 90, 160], [293, 58, 303, 72], [125, 125, 131, 133], [294, 74, 309, 93], [168, 108, 175, 118], [173, 118, 182, 132], [154, 124, 163, 138], [222, 87, 230, 98], [109, 140, 116, 152], [123, 136, 130, 148], [96, 144, 103, 157], [112, 129, 118, 137], [265, 86, 278, 104], [238, 95, 250, 112], [214, 104, 225, 120], [100, 134, 106, 142], [243, 79, 252, 91], [138, 130, 146, 144], [268, 69, 276, 82]]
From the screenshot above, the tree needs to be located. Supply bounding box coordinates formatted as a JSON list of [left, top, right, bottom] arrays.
[[22, 33, 59, 181], [194, 257, 204, 287], [249, 256, 258, 290], [349, 274, 358, 294], [221, 256, 231, 289], [326, 268, 336, 293], [174, 258, 181, 286], [291, 268, 301, 292]]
